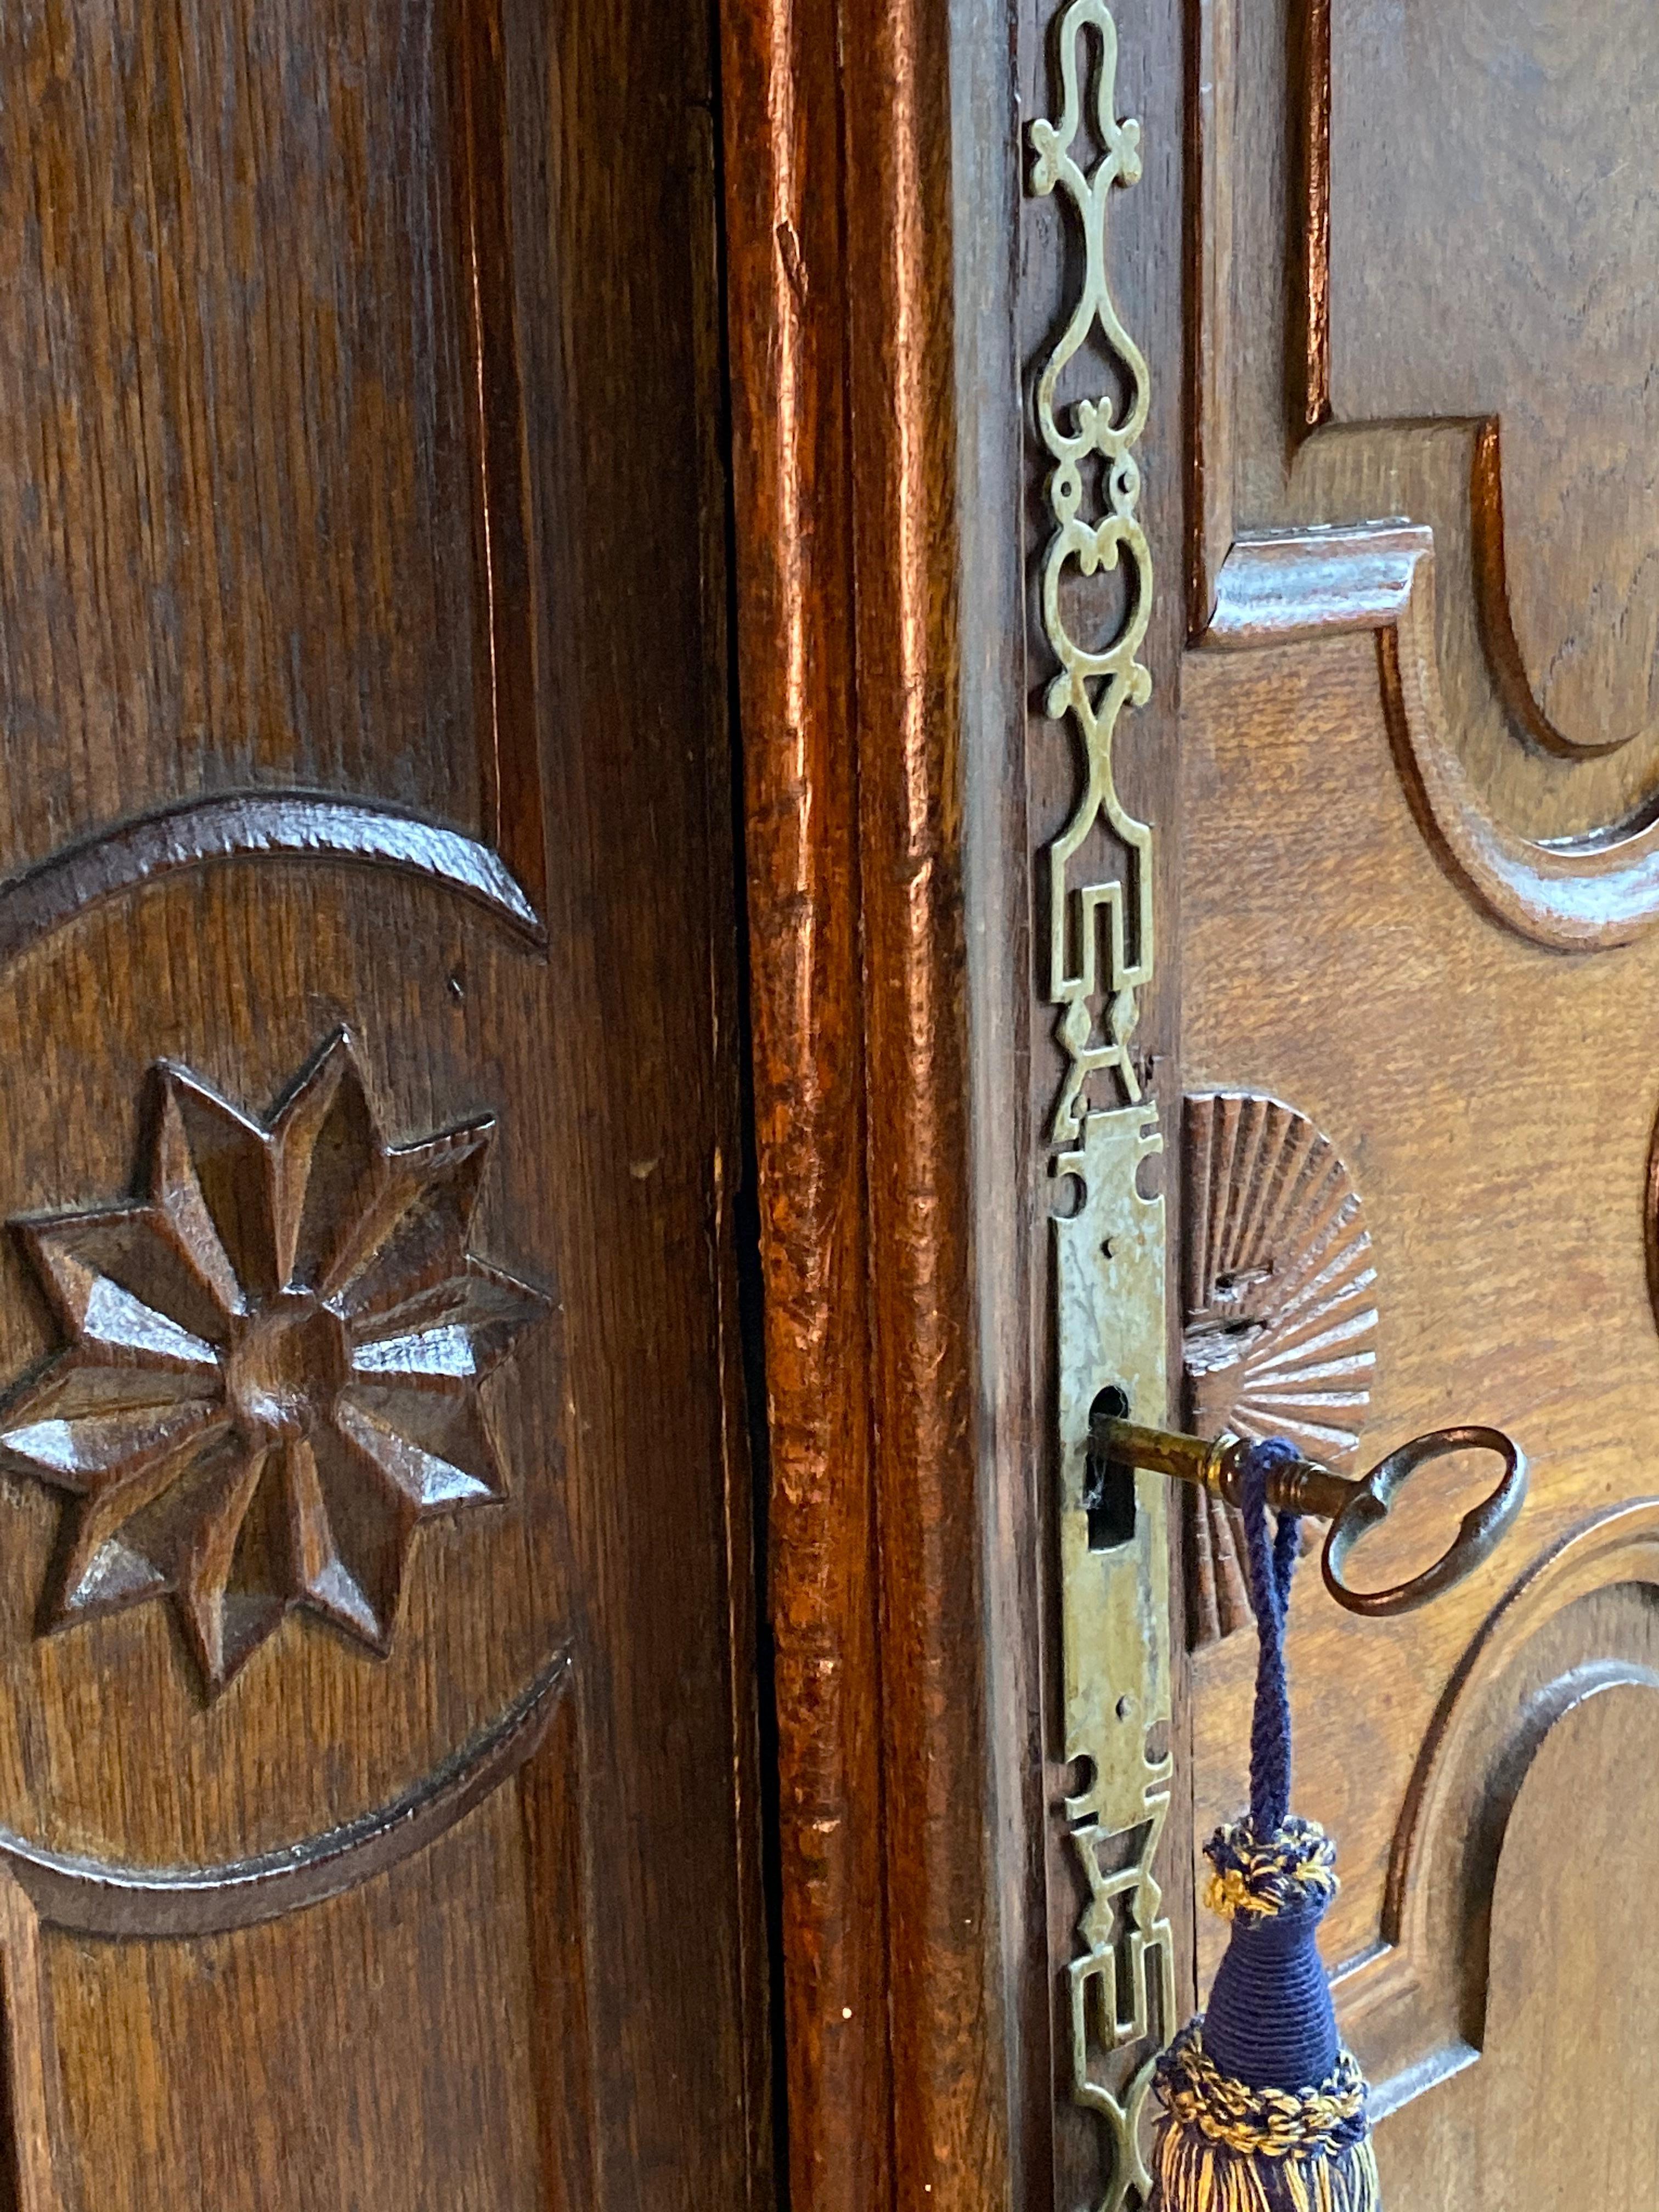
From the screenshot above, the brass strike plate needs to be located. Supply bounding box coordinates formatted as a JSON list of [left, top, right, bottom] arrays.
[[1053, 1106, 1175, 2207]]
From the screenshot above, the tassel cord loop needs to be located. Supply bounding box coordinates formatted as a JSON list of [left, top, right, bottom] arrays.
[[1242, 1437, 1302, 1837], [1148, 1437, 1380, 2208]]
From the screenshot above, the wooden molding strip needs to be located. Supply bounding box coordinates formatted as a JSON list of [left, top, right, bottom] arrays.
[[1207, 527, 1659, 949], [721, 0, 1014, 2196], [840, 0, 1010, 2189], [718, 0, 894, 2197]]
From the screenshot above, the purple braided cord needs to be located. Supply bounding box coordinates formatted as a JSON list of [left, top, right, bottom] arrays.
[[1239, 1436, 1303, 1836]]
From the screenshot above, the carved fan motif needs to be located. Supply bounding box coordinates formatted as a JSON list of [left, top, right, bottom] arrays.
[[1181, 1092, 1379, 1649], [0, 1031, 549, 1695]]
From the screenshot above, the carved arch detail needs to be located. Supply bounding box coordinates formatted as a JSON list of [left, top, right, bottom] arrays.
[[1336, 1499, 1659, 2109], [1205, 526, 1659, 951], [0, 1648, 570, 1933], [1189, 0, 1659, 950], [0, 791, 546, 962]]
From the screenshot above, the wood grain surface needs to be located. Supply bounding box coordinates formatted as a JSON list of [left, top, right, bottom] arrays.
[[0, 0, 768, 2202], [722, 0, 1038, 2196], [1181, 619, 1659, 2205], [1198, 0, 1659, 842], [1329, 0, 1659, 761], [1177, 5, 1659, 2202]]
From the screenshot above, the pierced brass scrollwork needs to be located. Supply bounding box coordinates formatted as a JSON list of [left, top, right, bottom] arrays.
[[1030, 0, 1154, 1147], [1030, 8, 1170, 2208]]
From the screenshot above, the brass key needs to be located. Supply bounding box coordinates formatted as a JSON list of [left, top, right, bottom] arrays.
[[1088, 1415, 1528, 1617]]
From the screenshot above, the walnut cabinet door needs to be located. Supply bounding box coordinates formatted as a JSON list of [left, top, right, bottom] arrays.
[[0, 2, 767, 2206], [1028, 1, 1659, 2205], [719, 0, 1659, 2208]]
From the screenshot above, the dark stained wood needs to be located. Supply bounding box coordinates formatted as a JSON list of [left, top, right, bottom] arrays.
[[0, 0, 766, 2202], [0, 0, 487, 867], [446, 0, 546, 908], [0, 1655, 569, 1936], [48, 1787, 550, 2208], [949, 0, 1051, 2187], [723, 0, 1040, 2190], [50, 1796, 546, 2212], [717, 0, 891, 2194]]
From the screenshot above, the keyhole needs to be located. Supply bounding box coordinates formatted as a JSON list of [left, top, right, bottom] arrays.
[[1084, 1386, 1137, 1550]]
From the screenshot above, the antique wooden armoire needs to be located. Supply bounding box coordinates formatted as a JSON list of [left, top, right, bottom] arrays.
[[0, 0, 1651, 2204]]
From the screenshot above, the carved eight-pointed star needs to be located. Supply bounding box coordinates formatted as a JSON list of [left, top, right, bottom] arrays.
[[0, 1032, 549, 1695]]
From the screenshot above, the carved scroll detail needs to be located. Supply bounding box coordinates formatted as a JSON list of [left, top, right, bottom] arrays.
[[0, 1652, 571, 1934], [0, 1030, 550, 1696], [1207, 524, 1659, 952], [1030, 0, 1154, 1143], [1338, 1500, 1659, 2109], [1031, 13, 1171, 2207], [1181, 1092, 1379, 1649]]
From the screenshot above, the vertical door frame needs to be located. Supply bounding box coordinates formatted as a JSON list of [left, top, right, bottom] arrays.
[[718, 0, 1044, 2198]]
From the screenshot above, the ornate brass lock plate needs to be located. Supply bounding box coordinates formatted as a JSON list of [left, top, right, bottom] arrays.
[[1030, 4, 1175, 2203]]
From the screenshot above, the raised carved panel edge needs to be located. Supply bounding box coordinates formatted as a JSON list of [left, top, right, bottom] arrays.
[[0, 1647, 594, 2211], [1188, 0, 1659, 945], [1029, 9, 1172, 2206], [0, 1029, 551, 1696], [0, 793, 546, 964], [2, 1647, 570, 1935], [1207, 526, 1659, 950], [1293, 12, 1632, 769], [1334, 1499, 1659, 2112], [1181, 1091, 1377, 1650]]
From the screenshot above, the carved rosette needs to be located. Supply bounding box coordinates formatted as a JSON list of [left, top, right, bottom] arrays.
[[1182, 1092, 1379, 1649], [0, 1030, 549, 1695]]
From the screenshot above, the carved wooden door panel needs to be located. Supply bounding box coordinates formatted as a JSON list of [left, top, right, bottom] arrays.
[[0, 2, 765, 2206], [1020, 1, 1659, 2207]]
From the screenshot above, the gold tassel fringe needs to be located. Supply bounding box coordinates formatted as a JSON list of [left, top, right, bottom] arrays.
[[1150, 2119, 1380, 2212], [1149, 2026, 1380, 2212]]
